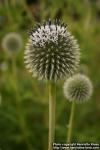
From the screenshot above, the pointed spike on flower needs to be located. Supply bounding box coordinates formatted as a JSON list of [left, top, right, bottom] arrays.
[[48, 18, 52, 25]]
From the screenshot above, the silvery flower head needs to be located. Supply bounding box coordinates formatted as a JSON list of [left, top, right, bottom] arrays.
[[24, 20, 80, 81], [2, 32, 23, 55], [63, 74, 93, 103]]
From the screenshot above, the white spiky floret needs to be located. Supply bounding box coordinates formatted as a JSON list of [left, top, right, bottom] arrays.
[[24, 20, 80, 80], [63, 74, 93, 103]]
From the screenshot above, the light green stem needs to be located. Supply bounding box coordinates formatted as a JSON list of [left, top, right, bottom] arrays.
[[48, 82, 56, 150], [67, 101, 75, 143]]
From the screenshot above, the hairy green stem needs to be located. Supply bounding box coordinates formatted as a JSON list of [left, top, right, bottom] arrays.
[[48, 82, 56, 150], [67, 101, 75, 143]]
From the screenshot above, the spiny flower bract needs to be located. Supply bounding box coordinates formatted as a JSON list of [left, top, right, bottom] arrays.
[[63, 74, 93, 103], [24, 20, 80, 80], [2, 32, 23, 54]]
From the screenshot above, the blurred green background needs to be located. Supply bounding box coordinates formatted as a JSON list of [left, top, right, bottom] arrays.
[[0, 0, 100, 150]]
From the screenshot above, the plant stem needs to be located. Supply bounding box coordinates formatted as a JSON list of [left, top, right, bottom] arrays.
[[48, 82, 56, 150], [67, 101, 75, 143]]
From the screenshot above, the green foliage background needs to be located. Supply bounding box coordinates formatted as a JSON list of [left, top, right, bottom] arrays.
[[0, 0, 100, 149]]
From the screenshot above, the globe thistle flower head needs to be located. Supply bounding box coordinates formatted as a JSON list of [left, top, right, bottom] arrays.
[[63, 74, 93, 103], [2, 32, 23, 55], [24, 20, 80, 81]]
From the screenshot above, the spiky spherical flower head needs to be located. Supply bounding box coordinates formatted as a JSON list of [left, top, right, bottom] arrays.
[[2, 32, 23, 54], [63, 74, 93, 103], [24, 20, 80, 80]]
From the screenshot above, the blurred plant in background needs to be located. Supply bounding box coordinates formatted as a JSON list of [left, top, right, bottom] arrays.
[[0, 0, 100, 150], [2, 32, 23, 55]]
